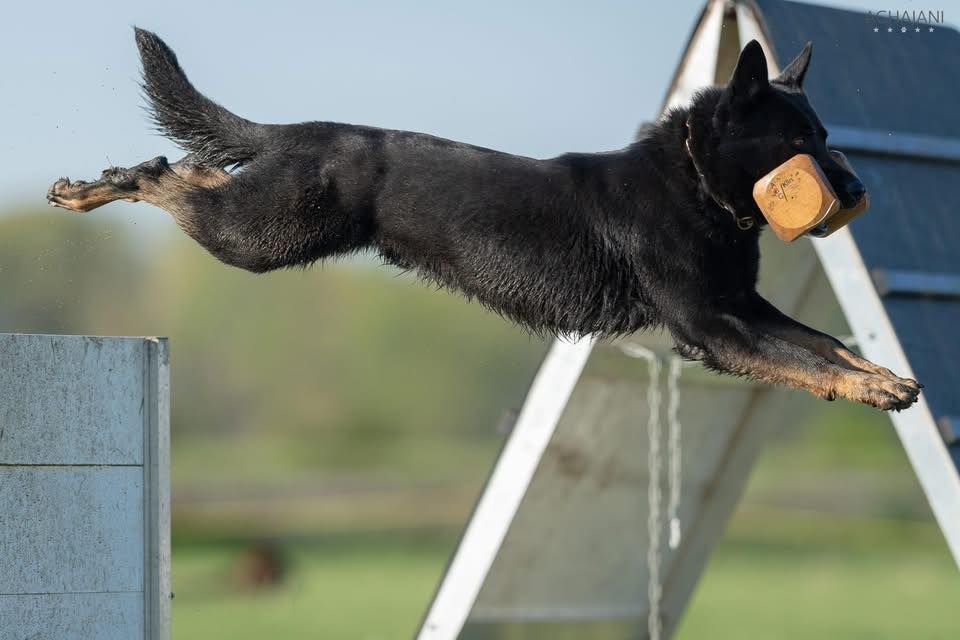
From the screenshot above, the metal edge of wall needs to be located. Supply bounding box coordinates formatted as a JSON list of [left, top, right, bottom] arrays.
[[143, 337, 171, 639]]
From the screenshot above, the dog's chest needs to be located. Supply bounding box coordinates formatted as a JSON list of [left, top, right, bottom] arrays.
[[698, 229, 761, 294]]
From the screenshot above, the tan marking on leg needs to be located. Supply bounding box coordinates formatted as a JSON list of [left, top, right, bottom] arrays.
[[708, 341, 838, 400], [714, 344, 919, 411], [171, 161, 231, 188], [769, 326, 921, 390], [132, 171, 207, 236], [828, 346, 895, 376]]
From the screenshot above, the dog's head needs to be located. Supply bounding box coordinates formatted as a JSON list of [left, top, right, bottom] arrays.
[[694, 40, 865, 224]]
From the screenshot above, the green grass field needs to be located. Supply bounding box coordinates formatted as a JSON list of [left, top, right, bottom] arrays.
[[172, 536, 443, 640], [169, 399, 959, 639], [172, 510, 958, 640], [677, 510, 958, 640]]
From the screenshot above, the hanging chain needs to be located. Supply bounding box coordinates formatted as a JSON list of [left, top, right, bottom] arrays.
[[618, 343, 663, 640], [667, 356, 683, 550], [619, 344, 684, 640]]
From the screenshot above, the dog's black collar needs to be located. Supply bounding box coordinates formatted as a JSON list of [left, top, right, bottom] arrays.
[[683, 117, 754, 231]]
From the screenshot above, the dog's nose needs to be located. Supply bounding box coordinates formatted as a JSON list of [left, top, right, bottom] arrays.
[[841, 178, 866, 208]]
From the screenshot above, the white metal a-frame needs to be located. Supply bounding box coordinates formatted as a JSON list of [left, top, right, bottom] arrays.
[[418, 2, 960, 639]]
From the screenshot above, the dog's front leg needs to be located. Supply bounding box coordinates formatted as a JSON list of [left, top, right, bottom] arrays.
[[746, 293, 921, 386], [668, 309, 920, 411]]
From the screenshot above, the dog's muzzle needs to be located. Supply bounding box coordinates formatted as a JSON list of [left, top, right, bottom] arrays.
[[752, 151, 870, 242]]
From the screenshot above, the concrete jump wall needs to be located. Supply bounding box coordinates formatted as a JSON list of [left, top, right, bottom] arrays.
[[0, 334, 170, 640]]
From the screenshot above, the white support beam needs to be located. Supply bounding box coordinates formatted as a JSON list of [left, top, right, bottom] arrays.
[[665, 0, 726, 111], [417, 338, 595, 639], [813, 231, 960, 567]]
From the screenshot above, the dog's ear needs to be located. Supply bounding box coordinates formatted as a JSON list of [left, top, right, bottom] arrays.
[[728, 40, 769, 104], [776, 41, 813, 88]]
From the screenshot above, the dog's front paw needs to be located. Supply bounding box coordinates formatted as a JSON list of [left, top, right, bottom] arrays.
[[838, 371, 921, 412]]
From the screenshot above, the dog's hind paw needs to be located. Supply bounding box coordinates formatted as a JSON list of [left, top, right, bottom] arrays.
[[47, 177, 90, 212], [46, 170, 138, 213]]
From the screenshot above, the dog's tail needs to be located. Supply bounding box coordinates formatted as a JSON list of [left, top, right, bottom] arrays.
[[135, 28, 266, 167]]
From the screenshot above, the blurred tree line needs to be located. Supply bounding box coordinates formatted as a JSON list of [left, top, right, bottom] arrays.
[[0, 207, 547, 533]]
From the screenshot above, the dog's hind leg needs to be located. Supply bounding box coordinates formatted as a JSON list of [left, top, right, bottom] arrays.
[[47, 155, 228, 215], [50, 153, 378, 273]]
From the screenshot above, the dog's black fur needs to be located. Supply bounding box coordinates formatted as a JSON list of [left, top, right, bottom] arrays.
[[48, 29, 922, 410]]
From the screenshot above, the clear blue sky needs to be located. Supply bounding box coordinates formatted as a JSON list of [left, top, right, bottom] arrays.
[[0, 0, 944, 214]]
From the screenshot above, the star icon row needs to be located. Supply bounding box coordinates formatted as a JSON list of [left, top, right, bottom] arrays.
[[873, 26, 936, 32]]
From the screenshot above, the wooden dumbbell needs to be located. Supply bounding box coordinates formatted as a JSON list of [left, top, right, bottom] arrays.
[[752, 152, 869, 242]]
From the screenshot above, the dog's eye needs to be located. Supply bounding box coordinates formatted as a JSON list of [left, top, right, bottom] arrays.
[[791, 136, 806, 148]]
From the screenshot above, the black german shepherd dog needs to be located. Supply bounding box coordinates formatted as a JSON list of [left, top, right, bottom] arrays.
[[49, 29, 921, 411]]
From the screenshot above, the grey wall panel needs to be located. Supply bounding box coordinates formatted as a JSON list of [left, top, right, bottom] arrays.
[[0, 334, 145, 465], [0, 333, 171, 639], [0, 592, 143, 640], [0, 466, 144, 595]]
